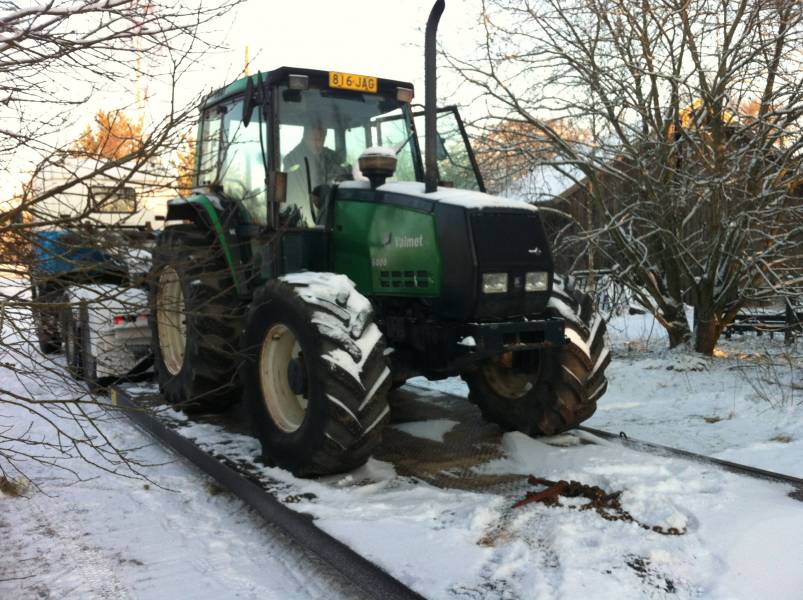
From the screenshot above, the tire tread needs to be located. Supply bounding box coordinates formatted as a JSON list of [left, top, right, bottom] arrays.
[[467, 274, 611, 436], [243, 277, 390, 476]]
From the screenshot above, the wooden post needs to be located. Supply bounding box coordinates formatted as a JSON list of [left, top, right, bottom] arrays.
[[784, 299, 796, 346]]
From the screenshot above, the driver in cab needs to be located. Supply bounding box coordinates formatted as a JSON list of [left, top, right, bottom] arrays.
[[283, 122, 344, 226]]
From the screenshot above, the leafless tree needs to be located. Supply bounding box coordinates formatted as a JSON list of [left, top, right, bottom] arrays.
[[447, 0, 803, 354], [0, 0, 242, 490]]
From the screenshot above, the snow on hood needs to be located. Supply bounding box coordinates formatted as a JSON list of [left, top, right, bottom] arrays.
[[339, 180, 539, 212]]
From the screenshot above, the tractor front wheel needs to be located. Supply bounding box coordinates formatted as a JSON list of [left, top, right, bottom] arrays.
[[241, 275, 391, 476], [464, 275, 610, 436]]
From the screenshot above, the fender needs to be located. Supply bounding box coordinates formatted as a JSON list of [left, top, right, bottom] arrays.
[[165, 192, 245, 294]]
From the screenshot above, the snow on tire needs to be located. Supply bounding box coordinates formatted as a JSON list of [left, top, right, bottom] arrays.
[[241, 273, 391, 476], [465, 274, 611, 436]]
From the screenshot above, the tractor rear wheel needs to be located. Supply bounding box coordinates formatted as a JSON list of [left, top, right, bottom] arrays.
[[464, 275, 610, 436], [241, 275, 391, 476], [149, 225, 243, 413]]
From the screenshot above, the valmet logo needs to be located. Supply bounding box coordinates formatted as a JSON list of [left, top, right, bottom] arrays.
[[393, 234, 424, 249]]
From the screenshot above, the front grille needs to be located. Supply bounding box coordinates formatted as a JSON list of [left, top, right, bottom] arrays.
[[379, 270, 431, 289], [468, 210, 551, 319], [469, 212, 546, 267]]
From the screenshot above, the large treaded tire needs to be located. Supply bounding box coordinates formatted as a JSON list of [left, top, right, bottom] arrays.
[[241, 275, 391, 477], [149, 225, 243, 413], [465, 274, 610, 436]]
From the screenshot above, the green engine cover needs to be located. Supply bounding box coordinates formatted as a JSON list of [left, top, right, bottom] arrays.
[[332, 198, 441, 297]]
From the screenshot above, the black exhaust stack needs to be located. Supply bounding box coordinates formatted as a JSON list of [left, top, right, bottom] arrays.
[[425, 0, 445, 193]]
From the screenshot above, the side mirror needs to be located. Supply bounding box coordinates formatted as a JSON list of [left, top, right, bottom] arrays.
[[242, 77, 255, 127]]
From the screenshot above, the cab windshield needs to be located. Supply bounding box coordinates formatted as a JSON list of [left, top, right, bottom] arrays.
[[278, 87, 418, 227]]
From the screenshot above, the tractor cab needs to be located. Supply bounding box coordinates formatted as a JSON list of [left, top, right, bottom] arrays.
[[191, 67, 482, 231]]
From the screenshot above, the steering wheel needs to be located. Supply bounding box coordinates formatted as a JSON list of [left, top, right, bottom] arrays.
[[280, 204, 303, 228], [310, 184, 331, 223]]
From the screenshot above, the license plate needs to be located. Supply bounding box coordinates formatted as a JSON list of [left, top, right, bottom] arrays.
[[329, 71, 378, 93]]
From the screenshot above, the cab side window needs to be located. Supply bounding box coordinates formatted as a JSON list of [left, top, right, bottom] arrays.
[[414, 108, 482, 191], [197, 108, 222, 186], [219, 99, 268, 225]]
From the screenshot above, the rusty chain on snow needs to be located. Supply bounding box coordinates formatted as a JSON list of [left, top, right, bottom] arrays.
[[513, 475, 686, 536]]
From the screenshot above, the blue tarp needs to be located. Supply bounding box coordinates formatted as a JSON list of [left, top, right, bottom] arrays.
[[32, 230, 113, 276]]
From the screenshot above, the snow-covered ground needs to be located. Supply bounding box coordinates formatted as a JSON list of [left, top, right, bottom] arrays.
[[0, 289, 360, 600], [596, 313, 803, 477], [413, 311, 803, 478], [0, 404, 361, 599], [3, 301, 803, 599]]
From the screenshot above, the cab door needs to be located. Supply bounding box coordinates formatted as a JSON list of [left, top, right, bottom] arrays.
[[413, 107, 485, 192]]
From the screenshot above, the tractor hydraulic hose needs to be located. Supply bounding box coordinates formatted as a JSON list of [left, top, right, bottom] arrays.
[[424, 0, 445, 193]]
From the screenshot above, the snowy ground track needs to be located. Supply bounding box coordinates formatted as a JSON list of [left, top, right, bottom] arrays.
[[109, 379, 803, 599], [111, 385, 425, 600], [576, 424, 803, 500]]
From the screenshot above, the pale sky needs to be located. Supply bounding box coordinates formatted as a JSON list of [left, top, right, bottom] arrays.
[[3, 0, 484, 200], [202, 0, 480, 102]]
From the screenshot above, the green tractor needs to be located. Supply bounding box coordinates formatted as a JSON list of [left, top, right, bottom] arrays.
[[150, 1, 610, 476]]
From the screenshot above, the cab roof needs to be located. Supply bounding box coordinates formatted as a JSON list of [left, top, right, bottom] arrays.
[[202, 66, 415, 110]]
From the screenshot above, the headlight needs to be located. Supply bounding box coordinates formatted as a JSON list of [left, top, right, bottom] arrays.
[[525, 271, 549, 292], [482, 272, 508, 294]]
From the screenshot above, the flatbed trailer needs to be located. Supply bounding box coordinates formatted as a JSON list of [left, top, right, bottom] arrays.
[[29, 225, 155, 382]]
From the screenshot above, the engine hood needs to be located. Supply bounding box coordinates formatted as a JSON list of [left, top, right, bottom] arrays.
[[334, 180, 553, 321], [339, 180, 540, 214]]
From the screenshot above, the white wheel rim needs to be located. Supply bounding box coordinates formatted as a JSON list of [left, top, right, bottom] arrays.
[[157, 266, 187, 376], [482, 354, 540, 400], [259, 323, 308, 433]]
